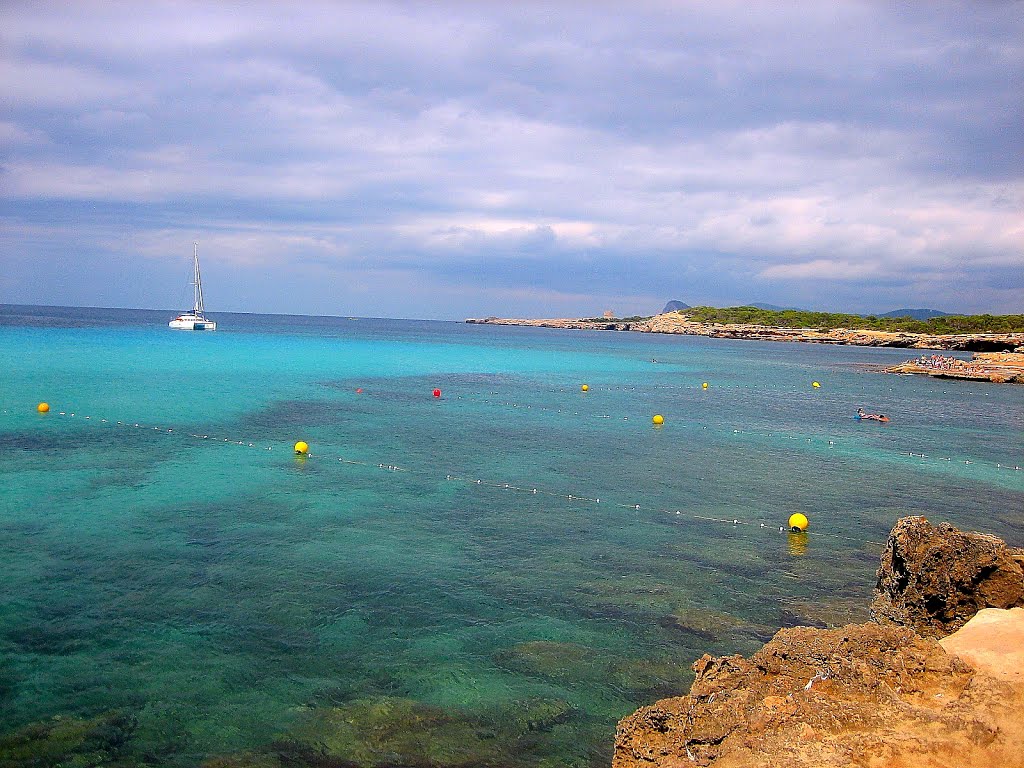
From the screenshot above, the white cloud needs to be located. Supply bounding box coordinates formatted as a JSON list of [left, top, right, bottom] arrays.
[[759, 259, 875, 281], [0, 120, 48, 146], [129, 228, 352, 269], [1, 1, 1022, 316], [0, 58, 136, 108]]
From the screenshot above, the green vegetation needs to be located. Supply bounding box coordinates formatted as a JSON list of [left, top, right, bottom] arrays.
[[679, 306, 1024, 334]]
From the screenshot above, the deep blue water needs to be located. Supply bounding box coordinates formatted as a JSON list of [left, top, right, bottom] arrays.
[[1, 304, 1022, 766]]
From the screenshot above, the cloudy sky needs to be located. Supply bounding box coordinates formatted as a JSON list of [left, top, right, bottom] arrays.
[[2, 2, 1022, 319]]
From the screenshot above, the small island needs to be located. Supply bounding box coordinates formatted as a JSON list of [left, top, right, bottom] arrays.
[[467, 306, 1024, 355]]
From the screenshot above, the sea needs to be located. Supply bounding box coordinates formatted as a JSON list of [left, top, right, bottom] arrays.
[[1, 304, 1022, 767]]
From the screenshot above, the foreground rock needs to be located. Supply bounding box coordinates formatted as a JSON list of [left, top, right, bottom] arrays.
[[939, 607, 1024, 684], [872, 516, 1024, 637], [613, 613, 1024, 768], [466, 313, 1024, 352], [612, 518, 1024, 768]]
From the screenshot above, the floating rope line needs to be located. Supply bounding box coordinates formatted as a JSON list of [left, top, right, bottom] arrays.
[[8, 406, 902, 546], [446, 392, 1022, 475], [436, 470, 885, 546], [5, 399, 1022, 477], [6, 404, 1018, 548]]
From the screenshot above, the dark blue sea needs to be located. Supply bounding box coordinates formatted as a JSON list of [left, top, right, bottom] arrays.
[[1, 304, 1021, 766]]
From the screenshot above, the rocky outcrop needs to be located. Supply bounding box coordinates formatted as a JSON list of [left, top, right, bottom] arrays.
[[613, 614, 1024, 768], [887, 352, 1024, 383], [612, 518, 1024, 768], [871, 516, 1024, 637], [466, 314, 1024, 352]]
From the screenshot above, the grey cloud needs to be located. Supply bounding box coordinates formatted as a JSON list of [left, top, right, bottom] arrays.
[[1, 1, 1022, 317]]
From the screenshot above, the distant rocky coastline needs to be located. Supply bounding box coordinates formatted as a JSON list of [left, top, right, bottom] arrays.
[[886, 351, 1024, 384], [466, 312, 1024, 352], [612, 517, 1024, 768]]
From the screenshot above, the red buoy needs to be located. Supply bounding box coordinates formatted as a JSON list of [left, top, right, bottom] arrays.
[[432, 388, 441, 398], [356, 388, 363, 394]]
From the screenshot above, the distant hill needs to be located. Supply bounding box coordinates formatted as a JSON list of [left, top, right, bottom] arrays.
[[879, 308, 949, 320], [662, 300, 690, 313]]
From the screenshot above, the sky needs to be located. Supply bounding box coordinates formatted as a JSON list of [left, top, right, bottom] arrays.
[[2, 1, 1022, 320]]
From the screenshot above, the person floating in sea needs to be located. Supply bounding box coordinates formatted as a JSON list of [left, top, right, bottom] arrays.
[[857, 408, 890, 423]]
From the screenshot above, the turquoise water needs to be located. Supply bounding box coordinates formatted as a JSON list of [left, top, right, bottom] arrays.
[[1, 305, 1022, 766]]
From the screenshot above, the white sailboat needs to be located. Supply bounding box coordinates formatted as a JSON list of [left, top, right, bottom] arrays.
[[169, 243, 217, 330]]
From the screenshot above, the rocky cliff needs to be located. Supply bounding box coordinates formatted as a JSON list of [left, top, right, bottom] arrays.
[[612, 518, 1024, 768], [466, 313, 1024, 352]]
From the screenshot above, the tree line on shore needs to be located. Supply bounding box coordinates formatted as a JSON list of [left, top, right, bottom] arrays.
[[679, 306, 1024, 333], [582, 306, 1024, 334]]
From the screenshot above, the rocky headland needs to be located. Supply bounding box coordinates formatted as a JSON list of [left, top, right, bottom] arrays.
[[612, 516, 1024, 768], [886, 352, 1024, 384], [467, 313, 1024, 353]]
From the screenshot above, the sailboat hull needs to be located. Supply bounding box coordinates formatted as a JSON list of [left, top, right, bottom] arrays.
[[169, 314, 217, 330]]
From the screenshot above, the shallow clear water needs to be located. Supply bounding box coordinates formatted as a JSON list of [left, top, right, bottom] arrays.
[[1, 305, 1022, 766]]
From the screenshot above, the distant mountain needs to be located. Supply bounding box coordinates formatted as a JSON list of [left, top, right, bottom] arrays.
[[662, 300, 690, 313], [878, 308, 949, 320]]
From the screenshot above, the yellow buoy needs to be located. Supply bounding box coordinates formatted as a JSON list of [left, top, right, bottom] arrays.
[[581, 384, 589, 392], [652, 414, 664, 425], [788, 512, 809, 532], [294, 440, 309, 455], [812, 381, 821, 388], [37, 402, 50, 413], [701, 382, 709, 390]]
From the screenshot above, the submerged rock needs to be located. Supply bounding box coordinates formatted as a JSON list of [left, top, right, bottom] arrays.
[[0, 711, 137, 768], [493, 640, 597, 683], [779, 596, 871, 630], [871, 516, 1024, 637], [281, 697, 506, 767], [493, 640, 694, 700], [205, 694, 584, 768], [602, 658, 692, 702], [504, 697, 576, 734], [658, 610, 737, 639], [659, 608, 775, 643], [203, 752, 280, 768]]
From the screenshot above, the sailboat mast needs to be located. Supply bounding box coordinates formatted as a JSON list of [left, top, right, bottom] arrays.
[[193, 242, 205, 315]]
